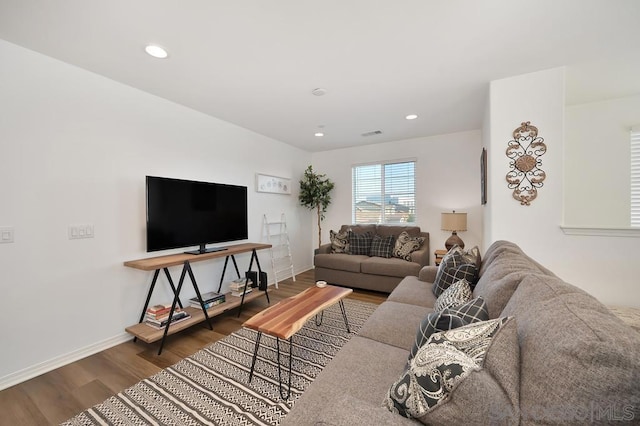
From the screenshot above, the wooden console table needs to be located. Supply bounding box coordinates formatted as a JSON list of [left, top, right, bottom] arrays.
[[124, 242, 271, 354]]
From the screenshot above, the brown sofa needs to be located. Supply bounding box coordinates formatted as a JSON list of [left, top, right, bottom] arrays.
[[314, 224, 430, 293], [283, 240, 640, 425]]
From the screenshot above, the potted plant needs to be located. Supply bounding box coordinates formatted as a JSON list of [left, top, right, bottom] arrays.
[[299, 165, 335, 249]]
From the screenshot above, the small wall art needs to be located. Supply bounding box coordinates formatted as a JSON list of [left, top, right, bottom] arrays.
[[506, 121, 547, 206], [256, 173, 291, 195]]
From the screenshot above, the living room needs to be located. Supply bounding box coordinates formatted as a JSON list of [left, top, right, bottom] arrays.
[[1, 0, 639, 420]]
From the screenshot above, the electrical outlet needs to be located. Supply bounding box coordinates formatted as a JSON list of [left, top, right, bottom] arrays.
[[69, 224, 94, 240], [0, 227, 14, 243]]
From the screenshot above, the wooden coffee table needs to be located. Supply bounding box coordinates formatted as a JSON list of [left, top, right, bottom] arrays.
[[243, 285, 353, 399]]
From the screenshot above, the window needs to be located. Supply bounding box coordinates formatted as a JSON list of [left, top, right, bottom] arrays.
[[352, 160, 416, 224], [632, 130, 640, 227]]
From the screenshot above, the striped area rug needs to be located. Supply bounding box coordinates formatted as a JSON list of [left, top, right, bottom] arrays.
[[62, 299, 377, 426]]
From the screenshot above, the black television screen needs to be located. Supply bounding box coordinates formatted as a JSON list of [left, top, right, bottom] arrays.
[[146, 176, 248, 254]]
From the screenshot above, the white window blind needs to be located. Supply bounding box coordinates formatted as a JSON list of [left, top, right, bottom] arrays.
[[352, 160, 416, 224], [632, 130, 640, 227]]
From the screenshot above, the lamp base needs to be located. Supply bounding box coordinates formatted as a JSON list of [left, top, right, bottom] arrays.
[[445, 231, 465, 251]]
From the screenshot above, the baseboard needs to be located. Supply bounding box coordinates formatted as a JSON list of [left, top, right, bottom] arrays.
[[0, 332, 132, 391]]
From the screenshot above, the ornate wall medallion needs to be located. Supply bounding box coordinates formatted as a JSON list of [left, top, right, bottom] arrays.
[[506, 121, 546, 205]]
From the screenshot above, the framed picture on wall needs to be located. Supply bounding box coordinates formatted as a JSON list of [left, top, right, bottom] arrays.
[[481, 148, 487, 205], [256, 173, 291, 194]]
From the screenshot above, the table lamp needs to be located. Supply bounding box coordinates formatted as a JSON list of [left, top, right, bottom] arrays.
[[441, 211, 467, 250]]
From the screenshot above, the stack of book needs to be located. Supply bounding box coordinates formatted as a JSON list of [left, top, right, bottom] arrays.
[[189, 291, 226, 309], [144, 304, 191, 329], [229, 278, 252, 297]]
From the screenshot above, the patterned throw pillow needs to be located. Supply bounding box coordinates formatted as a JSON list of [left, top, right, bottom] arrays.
[[408, 311, 466, 361], [384, 318, 511, 419], [369, 234, 395, 258], [447, 296, 489, 324], [348, 231, 373, 255], [434, 279, 473, 312], [392, 231, 425, 261], [329, 229, 349, 253], [432, 250, 478, 297]]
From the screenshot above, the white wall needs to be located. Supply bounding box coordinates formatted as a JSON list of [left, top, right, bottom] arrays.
[[311, 130, 483, 264], [564, 94, 640, 227], [486, 67, 640, 308], [0, 39, 313, 389]]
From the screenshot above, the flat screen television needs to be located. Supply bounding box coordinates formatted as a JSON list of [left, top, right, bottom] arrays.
[[146, 176, 248, 254]]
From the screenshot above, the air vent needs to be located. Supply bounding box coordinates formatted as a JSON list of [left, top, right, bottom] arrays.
[[361, 130, 383, 137]]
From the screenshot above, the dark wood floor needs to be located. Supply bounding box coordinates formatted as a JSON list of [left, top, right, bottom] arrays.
[[0, 270, 387, 425]]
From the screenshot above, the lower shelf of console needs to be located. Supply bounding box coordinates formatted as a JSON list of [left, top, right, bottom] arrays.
[[125, 289, 269, 344]]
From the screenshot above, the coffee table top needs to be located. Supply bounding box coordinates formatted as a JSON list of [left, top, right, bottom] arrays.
[[243, 285, 353, 339]]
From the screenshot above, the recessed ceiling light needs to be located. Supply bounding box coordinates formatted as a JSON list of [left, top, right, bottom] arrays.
[[315, 132, 324, 137], [405, 114, 418, 120], [145, 45, 168, 59]]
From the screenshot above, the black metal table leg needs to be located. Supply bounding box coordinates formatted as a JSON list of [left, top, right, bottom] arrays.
[[315, 311, 324, 326], [158, 265, 188, 355], [276, 336, 293, 400], [248, 331, 262, 382], [339, 300, 351, 333]]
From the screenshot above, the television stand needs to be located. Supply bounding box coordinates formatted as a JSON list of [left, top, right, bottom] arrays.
[[124, 242, 271, 354], [184, 244, 228, 255]]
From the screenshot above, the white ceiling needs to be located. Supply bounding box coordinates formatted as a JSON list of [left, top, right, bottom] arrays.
[[1, 0, 639, 152]]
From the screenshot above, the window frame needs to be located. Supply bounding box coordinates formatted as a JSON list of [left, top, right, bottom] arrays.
[[351, 158, 417, 224]]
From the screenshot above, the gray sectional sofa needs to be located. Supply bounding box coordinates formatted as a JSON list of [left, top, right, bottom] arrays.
[[283, 240, 640, 425], [314, 224, 430, 293]]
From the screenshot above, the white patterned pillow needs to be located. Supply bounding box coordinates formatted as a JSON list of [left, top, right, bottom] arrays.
[[434, 279, 473, 312], [392, 231, 425, 261], [329, 229, 349, 253], [384, 317, 513, 420]]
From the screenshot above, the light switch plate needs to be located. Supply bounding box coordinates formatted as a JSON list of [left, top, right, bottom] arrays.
[[69, 224, 94, 240], [0, 227, 14, 243]]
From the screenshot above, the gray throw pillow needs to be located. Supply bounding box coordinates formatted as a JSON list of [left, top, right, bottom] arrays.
[[348, 231, 373, 255], [392, 231, 425, 261], [329, 229, 349, 253], [434, 279, 473, 312], [448, 296, 490, 323], [369, 234, 395, 258], [433, 251, 478, 297], [384, 318, 515, 422], [409, 310, 467, 361]]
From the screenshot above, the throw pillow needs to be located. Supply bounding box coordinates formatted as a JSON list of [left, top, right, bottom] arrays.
[[392, 231, 426, 261], [433, 279, 473, 312], [384, 317, 516, 422], [369, 234, 395, 258], [408, 310, 467, 361], [432, 250, 478, 297], [329, 229, 349, 254], [447, 296, 489, 324], [348, 231, 373, 255]]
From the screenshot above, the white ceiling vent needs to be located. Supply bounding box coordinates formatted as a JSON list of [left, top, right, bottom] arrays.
[[361, 130, 383, 137]]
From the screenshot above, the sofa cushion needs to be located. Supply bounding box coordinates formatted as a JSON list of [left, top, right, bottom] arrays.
[[387, 276, 437, 308], [340, 224, 376, 236], [361, 256, 422, 278], [357, 301, 433, 349], [348, 230, 373, 255], [370, 234, 395, 258], [384, 318, 519, 424], [408, 310, 467, 360], [393, 231, 426, 261], [501, 274, 640, 422], [433, 252, 478, 297], [447, 296, 489, 324], [376, 225, 422, 238], [280, 335, 411, 426], [329, 229, 350, 253], [434, 279, 472, 311], [314, 253, 367, 273]]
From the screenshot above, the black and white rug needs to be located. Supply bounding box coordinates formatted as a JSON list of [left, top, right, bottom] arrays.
[[62, 299, 376, 426]]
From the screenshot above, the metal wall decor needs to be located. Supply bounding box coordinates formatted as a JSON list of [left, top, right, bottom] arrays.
[[506, 121, 546, 206]]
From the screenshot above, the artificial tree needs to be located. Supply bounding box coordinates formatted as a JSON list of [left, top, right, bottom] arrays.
[[299, 165, 335, 249]]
